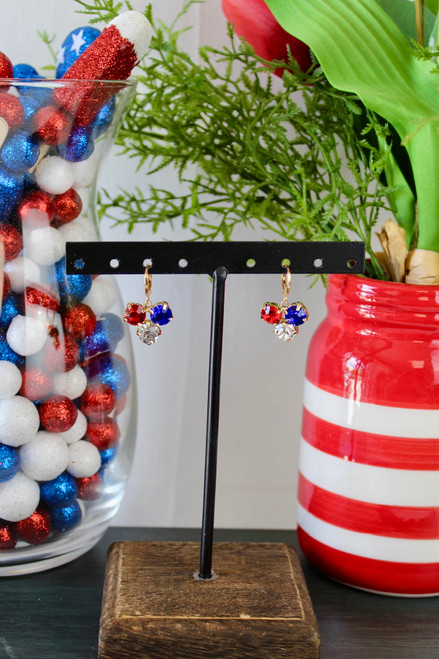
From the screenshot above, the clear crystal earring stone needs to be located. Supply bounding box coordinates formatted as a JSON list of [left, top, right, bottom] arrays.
[[274, 322, 298, 342], [137, 319, 161, 345]]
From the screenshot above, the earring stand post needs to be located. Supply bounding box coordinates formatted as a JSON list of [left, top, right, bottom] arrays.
[[66, 240, 364, 658], [199, 265, 228, 580]]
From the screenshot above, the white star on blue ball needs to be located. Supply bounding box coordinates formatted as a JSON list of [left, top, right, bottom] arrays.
[[56, 26, 101, 78]]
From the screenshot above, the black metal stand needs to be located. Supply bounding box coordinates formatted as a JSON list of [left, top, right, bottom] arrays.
[[67, 240, 364, 580]]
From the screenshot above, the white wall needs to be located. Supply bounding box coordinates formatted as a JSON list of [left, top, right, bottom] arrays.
[[1, 0, 328, 529]]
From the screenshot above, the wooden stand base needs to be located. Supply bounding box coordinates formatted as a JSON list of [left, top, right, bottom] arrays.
[[98, 542, 321, 658]]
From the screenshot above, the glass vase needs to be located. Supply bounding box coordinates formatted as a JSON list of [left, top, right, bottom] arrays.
[[298, 273, 439, 596], [0, 79, 137, 575]]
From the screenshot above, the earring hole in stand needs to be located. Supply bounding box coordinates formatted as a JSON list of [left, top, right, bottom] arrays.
[[314, 258, 323, 269], [347, 258, 357, 269], [179, 258, 188, 269], [74, 258, 85, 271], [109, 258, 120, 269], [246, 258, 256, 269]]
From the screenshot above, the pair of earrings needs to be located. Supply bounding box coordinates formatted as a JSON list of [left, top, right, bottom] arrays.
[[123, 264, 308, 344]]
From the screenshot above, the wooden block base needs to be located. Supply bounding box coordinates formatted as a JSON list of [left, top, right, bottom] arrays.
[[98, 542, 320, 658]]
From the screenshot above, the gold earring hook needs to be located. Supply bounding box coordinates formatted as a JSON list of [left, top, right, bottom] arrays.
[[281, 264, 291, 304], [144, 264, 152, 306]]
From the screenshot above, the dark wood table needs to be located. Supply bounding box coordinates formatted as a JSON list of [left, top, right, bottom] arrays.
[[1, 527, 438, 658]]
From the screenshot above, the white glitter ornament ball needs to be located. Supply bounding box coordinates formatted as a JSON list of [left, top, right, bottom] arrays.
[[0, 361, 22, 398], [6, 315, 47, 356], [35, 155, 74, 195], [53, 365, 87, 400], [70, 150, 98, 188], [67, 439, 101, 478], [20, 431, 69, 481], [59, 410, 87, 445], [82, 277, 117, 316], [4, 256, 40, 292], [0, 396, 40, 446], [59, 216, 98, 244], [0, 471, 40, 522], [25, 226, 65, 266]]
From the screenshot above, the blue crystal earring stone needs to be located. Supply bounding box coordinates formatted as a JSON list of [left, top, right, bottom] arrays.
[[150, 302, 173, 326], [284, 302, 309, 326]]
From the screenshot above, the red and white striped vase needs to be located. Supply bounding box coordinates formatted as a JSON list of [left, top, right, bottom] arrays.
[[298, 273, 439, 596]]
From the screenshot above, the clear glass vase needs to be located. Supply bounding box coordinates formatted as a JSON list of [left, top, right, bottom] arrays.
[[0, 79, 137, 574]]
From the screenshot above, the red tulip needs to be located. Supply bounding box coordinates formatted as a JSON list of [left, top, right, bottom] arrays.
[[222, 0, 312, 76]]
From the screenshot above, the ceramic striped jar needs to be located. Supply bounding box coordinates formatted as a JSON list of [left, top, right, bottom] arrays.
[[298, 273, 439, 596]]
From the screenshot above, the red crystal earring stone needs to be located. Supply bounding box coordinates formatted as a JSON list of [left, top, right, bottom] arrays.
[[123, 303, 146, 326], [260, 303, 282, 324]]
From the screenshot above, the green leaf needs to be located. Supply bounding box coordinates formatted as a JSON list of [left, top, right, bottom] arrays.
[[265, 0, 439, 251]]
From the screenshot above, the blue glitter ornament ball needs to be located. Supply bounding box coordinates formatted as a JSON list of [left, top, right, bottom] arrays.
[[0, 168, 24, 221], [40, 472, 78, 509], [0, 336, 24, 368], [56, 26, 101, 78], [50, 501, 82, 532], [100, 313, 125, 350], [20, 94, 48, 125], [0, 444, 20, 482], [1, 131, 40, 174], [0, 294, 23, 330], [55, 257, 93, 304], [93, 97, 115, 137], [100, 446, 117, 469], [79, 322, 111, 362], [13, 63, 41, 80], [57, 123, 94, 162], [13, 64, 47, 96], [93, 354, 131, 398]]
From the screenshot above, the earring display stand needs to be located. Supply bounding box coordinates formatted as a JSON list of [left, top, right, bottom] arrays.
[[66, 240, 364, 659]]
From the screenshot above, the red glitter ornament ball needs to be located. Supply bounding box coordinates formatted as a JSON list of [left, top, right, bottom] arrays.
[[79, 382, 116, 419], [86, 415, 120, 450], [16, 508, 51, 545], [18, 190, 56, 228], [0, 93, 24, 128], [75, 472, 103, 500], [2, 272, 10, 300], [0, 52, 13, 91], [41, 328, 79, 373], [0, 224, 22, 261], [39, 394, 78, 432], [34, 105, 72, 146], [26, 285, 59, 312], [0, 521, 17, 549], [52, 188, 82, 226], [63, 303, 96, 341], [19, 366, 53, 402]]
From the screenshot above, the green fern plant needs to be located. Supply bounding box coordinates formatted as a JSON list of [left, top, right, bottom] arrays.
[[73, 0, 396, 279]]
